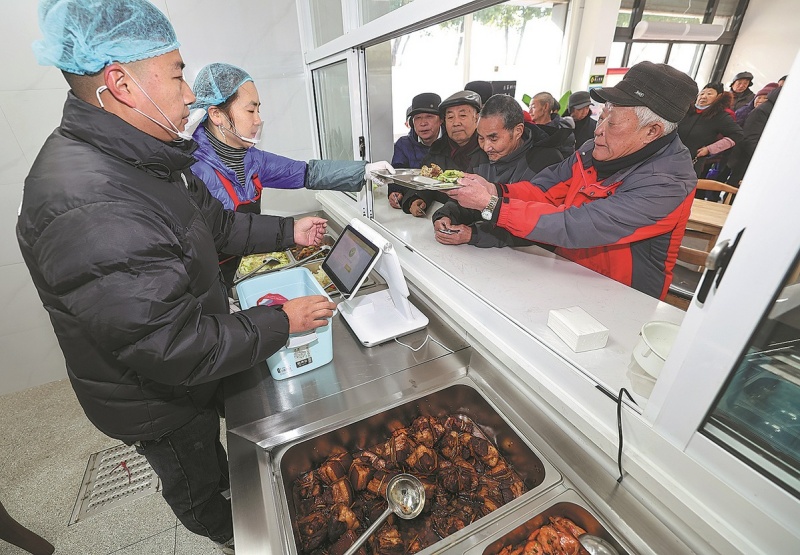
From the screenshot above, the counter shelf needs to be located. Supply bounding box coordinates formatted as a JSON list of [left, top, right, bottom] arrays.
[[367, 188, 686, 409]]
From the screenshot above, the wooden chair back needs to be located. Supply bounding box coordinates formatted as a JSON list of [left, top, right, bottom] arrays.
[[696, 179, 739, 205], [665, 244, 711, 310]]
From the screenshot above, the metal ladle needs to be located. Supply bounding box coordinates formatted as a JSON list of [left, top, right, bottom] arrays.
[[342, 473, 425, 555], [578, 534, 620, 555]]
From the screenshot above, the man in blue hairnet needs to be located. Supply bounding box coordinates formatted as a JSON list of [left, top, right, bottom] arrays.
[[17, 1, 338, 552]]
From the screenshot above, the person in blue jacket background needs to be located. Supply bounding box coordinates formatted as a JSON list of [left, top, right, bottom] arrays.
[[190, 63, 392, 285]]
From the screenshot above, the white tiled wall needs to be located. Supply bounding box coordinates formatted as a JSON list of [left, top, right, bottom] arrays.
[[0, 0, 317, 395]]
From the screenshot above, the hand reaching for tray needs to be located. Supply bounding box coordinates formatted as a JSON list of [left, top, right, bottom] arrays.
[[294, 217, 328, 247], [282, 295, 337, 333]]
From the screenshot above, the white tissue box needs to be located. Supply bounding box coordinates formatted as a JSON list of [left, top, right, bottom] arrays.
[[547, 306, 609, 352]]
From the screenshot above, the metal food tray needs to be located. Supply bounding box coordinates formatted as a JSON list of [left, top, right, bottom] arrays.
[[233, 250, 297, 283], [468, 489, 629, 555], [272, 383, 562, 555], [301, 260, 379, 298], [233, 235, 335, 283], [378, 168, 462, 191]]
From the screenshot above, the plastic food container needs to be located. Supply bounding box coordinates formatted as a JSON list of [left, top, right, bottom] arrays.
[[632, 321, 680, 378], [237, 267, 334, 380]]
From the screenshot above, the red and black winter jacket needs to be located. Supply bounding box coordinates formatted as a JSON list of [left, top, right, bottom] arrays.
[[493, 135, 697, 299]]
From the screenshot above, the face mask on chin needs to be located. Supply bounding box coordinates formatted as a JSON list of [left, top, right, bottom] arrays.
[[217, 112, 263, 146]]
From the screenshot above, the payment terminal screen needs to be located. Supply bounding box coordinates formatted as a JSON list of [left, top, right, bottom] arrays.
[[323, 226, 379, 296]]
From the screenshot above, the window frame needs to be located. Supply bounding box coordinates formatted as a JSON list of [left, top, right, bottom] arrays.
[[612, 0, 751, 80]]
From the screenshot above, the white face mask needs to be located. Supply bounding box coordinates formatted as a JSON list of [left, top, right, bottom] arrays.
[[180, 108, 206, 141], [95, 68, 197, 142], [217, 112, 263, 146]]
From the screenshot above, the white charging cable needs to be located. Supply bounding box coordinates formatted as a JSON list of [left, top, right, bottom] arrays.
[[394, 334, 454, 354]]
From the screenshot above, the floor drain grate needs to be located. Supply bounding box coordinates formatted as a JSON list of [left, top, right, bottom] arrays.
[[69, 443, 161, 525]]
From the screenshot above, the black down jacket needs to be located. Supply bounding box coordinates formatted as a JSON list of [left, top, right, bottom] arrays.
[[17, 93, 295, 444]]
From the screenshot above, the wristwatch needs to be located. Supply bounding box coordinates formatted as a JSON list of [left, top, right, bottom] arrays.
[[481, 195, 499, 221]]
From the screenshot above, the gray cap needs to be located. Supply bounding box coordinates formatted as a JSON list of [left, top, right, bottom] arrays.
[[439, 90, 482, 115], [568, 91, 591, 111]]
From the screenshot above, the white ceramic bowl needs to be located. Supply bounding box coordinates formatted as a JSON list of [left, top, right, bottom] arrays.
[[632, 321, 680, 378]]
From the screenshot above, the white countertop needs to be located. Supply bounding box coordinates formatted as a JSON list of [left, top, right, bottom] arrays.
[[370, 190, 685, 407]]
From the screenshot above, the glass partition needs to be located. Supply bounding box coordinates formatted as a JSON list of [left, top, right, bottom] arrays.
[[312, 61, 355, 161], [359, 0, 416, 25], [365, 0, 570, 188], [702, 255, 800, 497], [309, 0, 344, 48]]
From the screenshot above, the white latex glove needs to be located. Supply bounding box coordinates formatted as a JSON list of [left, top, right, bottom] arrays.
[[365, 161, 395, 187]]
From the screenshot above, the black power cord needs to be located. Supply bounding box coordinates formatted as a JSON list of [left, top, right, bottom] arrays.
[[616, 387, 636, 483]]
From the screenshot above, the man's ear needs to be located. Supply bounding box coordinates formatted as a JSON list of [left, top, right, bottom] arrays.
[[643, 121, 665, 144], [103, 64, 136, 108], [513, 123, 524, 141], [103, 63, 142, 108]]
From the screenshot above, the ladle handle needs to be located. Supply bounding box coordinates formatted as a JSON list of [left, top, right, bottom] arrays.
[[342, 506, 392, 555]]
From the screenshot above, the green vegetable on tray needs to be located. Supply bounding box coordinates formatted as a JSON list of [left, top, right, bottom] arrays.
[[437, 169, 465, 183], [237, 251, 290, 275]]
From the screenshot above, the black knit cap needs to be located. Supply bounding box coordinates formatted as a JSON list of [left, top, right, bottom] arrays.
[[408, 92, 442, 119], [703, 82, 724, 94], [590, 61, 698, 123], [439, 90, 482, 115], [464, 80, 494, 105]]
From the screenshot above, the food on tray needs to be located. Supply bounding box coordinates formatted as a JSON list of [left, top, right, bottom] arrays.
[[313, 266, 334, 290], [420, 163, 443, 178], [437, 169, 464, 183], [495, 516, 587, 555], [291, 245, 323, 261], [237, 251, 290, 275], [293, 414, 527, 554]]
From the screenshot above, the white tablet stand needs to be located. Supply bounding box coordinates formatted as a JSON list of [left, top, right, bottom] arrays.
[[338, 219, 428, 347]]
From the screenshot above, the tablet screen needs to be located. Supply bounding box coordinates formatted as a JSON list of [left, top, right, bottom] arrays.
[[322, 225, 380, 297]]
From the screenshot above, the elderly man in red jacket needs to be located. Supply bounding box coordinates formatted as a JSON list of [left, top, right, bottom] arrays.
[[446, 62, 699, 300]]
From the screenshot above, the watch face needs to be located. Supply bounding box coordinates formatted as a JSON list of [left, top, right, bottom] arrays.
[[482, 209, 491, 220]]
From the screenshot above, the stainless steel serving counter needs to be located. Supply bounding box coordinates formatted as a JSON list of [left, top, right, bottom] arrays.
[[224, 305, 707, 554], [224, 276, 472, 548], [223, 208, 724, 555]]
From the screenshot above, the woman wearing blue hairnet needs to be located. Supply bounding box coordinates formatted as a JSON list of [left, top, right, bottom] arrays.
[[189, 63, 393, 285]]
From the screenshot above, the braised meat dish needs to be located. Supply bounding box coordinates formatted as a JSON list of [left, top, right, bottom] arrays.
[[420, 163, 443, 178], [292, 414, 527, 554], [496, 516, 589, 555]]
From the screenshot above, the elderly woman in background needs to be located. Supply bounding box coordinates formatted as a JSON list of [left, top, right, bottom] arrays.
[[677, 82, 743, 200], [735, 82, 780, 126], [189, 63, 392, 285]]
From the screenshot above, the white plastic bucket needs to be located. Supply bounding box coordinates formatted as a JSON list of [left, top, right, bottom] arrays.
[[632, 321, 680, 378]]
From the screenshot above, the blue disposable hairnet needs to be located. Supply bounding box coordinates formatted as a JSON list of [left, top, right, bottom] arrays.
[[191, 63, 253, 118], [32, 0, 180, 75]]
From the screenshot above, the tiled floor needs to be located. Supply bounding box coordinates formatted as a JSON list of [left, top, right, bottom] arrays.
[[0, 379, 226, 555]]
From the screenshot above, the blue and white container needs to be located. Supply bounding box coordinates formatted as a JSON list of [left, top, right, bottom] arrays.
[[237, 267, 334, 380]]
